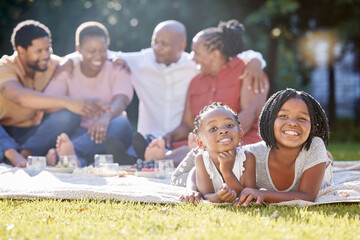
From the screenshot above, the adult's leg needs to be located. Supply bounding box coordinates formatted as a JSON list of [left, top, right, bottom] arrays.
[[132, 133, 156, 160], [0, 125, 20, 160], [0, 125, 26, 167], [105, 116, 135, 165], [20, 110, 81, 156], [107, 116, 133, 149], [72, 116, 133, 166]]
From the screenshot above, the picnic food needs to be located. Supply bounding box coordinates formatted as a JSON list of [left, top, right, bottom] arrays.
[[133, 159, 155, 171]]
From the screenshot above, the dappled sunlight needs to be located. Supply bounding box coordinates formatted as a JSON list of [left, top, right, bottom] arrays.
[[298, 30, 341, 67]]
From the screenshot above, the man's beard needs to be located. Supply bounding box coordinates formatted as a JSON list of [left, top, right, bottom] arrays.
[[27, 60, 48, 72]]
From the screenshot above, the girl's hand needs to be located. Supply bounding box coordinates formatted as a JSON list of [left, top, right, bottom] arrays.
[[235, 187, 263, 207], [179, 191, 202, 204], [88, 114, 111, 144], [218, 149, 236, 175], [218, 184, 237, 203]]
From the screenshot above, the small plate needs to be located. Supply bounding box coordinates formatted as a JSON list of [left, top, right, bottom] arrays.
[[46, 167, 75, 173], [135, 171, 158, 178]]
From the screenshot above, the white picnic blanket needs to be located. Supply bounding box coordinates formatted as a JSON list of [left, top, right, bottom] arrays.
[[0, 164, 186, 203], [0, 161, 359, 206]]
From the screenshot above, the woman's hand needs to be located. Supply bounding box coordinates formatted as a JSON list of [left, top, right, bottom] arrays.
[[235, 187, 264, 207], [87, 114, 111, 144], [67, 98, 111, 118], [217, 184, 237, 203], [239, 58, 267, 94]]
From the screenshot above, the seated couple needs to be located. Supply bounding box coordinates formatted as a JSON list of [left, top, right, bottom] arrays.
[[128, 19, 269, 165]]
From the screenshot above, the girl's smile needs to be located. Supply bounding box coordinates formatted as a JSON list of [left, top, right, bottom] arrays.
[[274, 97, 311, 149]]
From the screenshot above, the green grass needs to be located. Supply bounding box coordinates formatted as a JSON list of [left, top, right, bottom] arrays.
[[0, 199, 359, 240], [328, 142, 360, 161], [1, 143, 360, 239]]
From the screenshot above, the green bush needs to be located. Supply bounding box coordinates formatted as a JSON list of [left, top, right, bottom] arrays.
[[330, 118, 360, 143]]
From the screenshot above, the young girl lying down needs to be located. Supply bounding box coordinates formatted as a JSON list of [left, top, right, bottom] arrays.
[[184, 102, 256, 203]]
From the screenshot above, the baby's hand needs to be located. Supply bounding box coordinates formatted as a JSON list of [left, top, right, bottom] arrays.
[[235, 187, 263, 207], [218, 184, 237, 203], [218, 149, 236, 175], [179, 191, 202, 205]]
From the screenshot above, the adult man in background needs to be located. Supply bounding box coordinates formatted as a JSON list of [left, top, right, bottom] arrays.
[[0, 20, 108, 167]]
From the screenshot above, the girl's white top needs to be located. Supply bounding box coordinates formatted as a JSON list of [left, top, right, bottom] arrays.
[[201, 147, 246, 192], [245, 137, 332, 192]]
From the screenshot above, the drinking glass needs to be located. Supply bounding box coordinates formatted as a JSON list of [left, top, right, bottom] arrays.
[[27, 156, 47, 174], [154, 159, 174, 178], [94, 154, 114, 167], [59, 155, 79, 168]]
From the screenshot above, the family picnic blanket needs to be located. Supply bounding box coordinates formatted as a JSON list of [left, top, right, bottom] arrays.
[[0, 161, 359, 206]]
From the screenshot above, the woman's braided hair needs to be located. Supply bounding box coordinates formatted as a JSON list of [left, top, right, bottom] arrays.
[[193, 102, 240, 135], [259, 88, 330, 150], [200, 19, 244, 59]]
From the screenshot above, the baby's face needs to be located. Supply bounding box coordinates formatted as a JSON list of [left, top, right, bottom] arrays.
[[198, 108, 241, 153]]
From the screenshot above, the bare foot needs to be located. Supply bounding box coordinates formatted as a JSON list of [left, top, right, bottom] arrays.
[[4, 148, 27, 168], [56, 133, 75, 156], [46, 148, 57, 166], [188, 132, 197, 149], [144, 138, 166, 161]]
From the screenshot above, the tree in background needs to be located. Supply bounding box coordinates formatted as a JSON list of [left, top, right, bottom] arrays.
[[245, 0, 360, 127]]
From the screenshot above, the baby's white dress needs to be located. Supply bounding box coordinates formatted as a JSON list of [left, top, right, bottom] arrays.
[[201, 147, 246, 192]]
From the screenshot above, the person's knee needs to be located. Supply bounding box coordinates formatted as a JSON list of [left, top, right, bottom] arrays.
[[48, 110, 81, 127], [107, 116, 133, 147], [54, 110, 81, 123]]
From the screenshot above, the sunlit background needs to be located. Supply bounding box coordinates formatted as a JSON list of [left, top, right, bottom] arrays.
[[1, 0, 359, 142]]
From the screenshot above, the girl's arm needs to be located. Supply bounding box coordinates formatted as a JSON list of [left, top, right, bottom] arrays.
[[195, 154, 223, 203], [237, 162, 326, 206], [221, 150, 256, 196], [239, 151, 257, 188], [162, 91, 194, 148], [180, 167, 202, 204]]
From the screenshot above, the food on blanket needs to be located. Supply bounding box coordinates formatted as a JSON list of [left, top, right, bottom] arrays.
[[55, 163, 74, 168], [141, 168, 155, 172], [46, 167, 75, 173], [73, 166, 127, 177], [133, 159, 155, 171]]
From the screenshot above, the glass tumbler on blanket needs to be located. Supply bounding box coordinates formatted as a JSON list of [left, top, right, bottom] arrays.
[[59, 155, 78, 168], [154, 159, 174, 178], [27, 156, 47, 173], [94, 154, 114, 167]]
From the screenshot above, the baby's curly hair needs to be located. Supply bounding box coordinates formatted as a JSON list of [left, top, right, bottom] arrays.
[[193, 102, 240, 135]]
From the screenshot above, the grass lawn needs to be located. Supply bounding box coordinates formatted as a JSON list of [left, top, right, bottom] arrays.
[[1, 199, 359, 240], [0, 142, 359, 239], [328, 142, 360, 161]]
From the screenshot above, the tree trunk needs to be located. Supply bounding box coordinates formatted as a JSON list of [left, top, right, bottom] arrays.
[[328, 64, 336, 128], [266, 37, 279, 94]]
